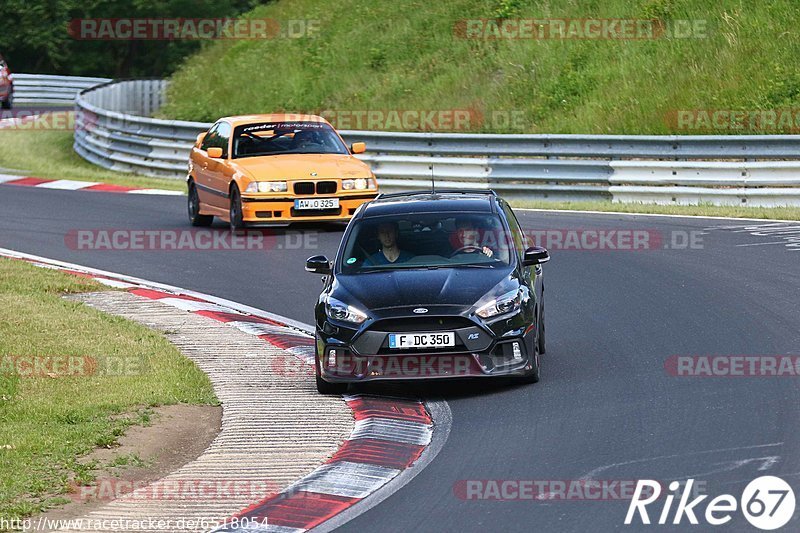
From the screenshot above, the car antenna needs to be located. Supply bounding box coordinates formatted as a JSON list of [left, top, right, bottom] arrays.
[[430, 162, 436, 195]]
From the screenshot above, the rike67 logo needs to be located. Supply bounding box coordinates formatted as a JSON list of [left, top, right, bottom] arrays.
[[626, 476, 795, 530]]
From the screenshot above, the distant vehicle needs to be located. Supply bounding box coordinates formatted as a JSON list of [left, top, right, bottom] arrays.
[[187, 114, 378, 229], [306, 190, 550, 394], [0, 54, 13, 109]]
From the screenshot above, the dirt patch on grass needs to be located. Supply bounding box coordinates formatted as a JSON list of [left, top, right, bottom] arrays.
[[33, 403, 221, 528]]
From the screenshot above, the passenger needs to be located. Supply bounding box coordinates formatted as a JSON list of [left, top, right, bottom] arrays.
[[453, 217, 494, 258], [364, 221, 414, 265]]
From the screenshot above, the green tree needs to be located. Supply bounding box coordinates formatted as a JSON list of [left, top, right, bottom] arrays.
[[0, 0, 266, 77]]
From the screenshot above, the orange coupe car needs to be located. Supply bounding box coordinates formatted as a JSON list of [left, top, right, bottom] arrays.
[[187, 114, 378, 228]]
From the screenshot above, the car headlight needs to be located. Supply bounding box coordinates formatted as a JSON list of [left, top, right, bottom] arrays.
[[475, 289, 522, 319], [245, 181, 287, 193], [342, 178, 377, 191], [324, 296, 368, 324]]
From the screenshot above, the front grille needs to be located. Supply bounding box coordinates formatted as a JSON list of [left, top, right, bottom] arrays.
[[316, 181, 337, 194], [369, 316, 474, 333], [294, 182, 314, 195]]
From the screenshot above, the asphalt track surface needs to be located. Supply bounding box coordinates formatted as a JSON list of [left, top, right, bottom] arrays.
[[1, 186, 799, 532]]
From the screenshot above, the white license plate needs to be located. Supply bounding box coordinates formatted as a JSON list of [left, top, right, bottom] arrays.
[[294, 198, 339, 210], [388, 332, 455, 349]]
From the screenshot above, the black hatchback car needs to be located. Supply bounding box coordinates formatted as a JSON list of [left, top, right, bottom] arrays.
[[306, 190, 549, 394]]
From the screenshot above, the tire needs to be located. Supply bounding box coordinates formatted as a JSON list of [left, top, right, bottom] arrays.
[[229, 185, 245, 231], [316, 375, 348, 395], [188, 182, 213, 227], [538, 296, 546, 355]]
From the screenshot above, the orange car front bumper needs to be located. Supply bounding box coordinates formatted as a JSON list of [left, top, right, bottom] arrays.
[[240, 193, 377, 223]]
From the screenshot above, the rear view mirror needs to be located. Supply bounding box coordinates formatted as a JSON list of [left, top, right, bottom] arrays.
[[196, 132, 206, 146], [306, 255, 331, 274], [350, 142, 366, 154], [522, 246, 550, 266], [207, 147, 223, 158]]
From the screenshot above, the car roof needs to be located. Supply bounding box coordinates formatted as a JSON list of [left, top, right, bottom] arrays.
[[361, 190, 498, 217], [218, 114, 331, 128]]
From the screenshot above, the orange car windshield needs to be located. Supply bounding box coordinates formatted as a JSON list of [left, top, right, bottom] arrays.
[[232, 121, 348, 158]]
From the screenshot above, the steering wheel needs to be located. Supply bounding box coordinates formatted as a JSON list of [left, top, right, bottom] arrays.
[[449, 245, 481, 258]]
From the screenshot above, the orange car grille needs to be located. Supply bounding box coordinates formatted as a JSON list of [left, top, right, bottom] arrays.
[[293, 181, 338, 195]]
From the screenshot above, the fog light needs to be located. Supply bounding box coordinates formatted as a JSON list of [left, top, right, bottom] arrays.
[[327, 349, 336, 367], [512, 342, 522, 361]]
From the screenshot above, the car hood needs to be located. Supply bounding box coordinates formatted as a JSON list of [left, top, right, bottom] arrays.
[[331, 266, 518, 317], [231, 154, 371, 180]]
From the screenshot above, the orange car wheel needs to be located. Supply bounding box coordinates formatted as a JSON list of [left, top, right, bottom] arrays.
[[229, 185, 245, 231], [188, 182, 213, 227]]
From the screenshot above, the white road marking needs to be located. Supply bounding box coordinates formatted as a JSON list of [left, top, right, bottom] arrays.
[[128, 188, 185, 196], [709, 222, 800, 250], [158, 297, 239, 314], [349, 417, 433, 446], [287, 461, 400, 499], [36, 179, 99, 190], [93, 278, 138, 289], [578, 442, 783, 482]]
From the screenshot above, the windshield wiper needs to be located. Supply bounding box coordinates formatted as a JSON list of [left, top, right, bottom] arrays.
[[454, 263, 496, 269]]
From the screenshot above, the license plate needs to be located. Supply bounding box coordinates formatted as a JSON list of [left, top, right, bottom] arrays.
[[388, 332, 455, 349], [294, 198, 339, 210]]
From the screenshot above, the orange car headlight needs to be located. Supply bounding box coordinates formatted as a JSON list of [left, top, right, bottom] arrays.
[[245, 181, 288, 193], [343, 178, 376, 191]]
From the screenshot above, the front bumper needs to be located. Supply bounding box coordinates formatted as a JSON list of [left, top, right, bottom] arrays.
[[316, 314, 536, 383], [240, 193, 377, 223]]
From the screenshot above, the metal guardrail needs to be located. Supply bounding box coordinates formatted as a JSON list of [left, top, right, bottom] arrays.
[[70, 78, 800, 206], [13, 74, 111, 105]]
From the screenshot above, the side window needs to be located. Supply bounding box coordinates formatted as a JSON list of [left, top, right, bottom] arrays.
[[200, 122, 231, 156], [215, 122, 232, 157], [200, 123, 220, 151], [501, 203, 526, 259]]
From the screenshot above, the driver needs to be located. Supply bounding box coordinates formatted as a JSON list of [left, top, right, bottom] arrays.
[[454, 217, 494, 258], [364, 221, 414, 265]]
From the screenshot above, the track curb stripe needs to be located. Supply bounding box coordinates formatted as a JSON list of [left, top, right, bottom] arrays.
[[0, 173, 182, 196], [0, 249, 436, 533], [221, 396, 433, 531]]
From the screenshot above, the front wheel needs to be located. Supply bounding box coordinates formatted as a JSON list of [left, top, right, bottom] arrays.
[[188, 182, 213, 227], [229, 185, 245, 231], [538, 297, 546, 355]]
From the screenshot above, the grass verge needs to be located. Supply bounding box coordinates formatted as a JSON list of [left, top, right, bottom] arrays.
[[0, 124, 184, 192], [0, 258, 216, 521], [510, 200, 800, 220], [162, 0, 800, 135]]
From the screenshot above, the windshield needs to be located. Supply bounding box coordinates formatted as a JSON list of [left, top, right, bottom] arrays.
[[340, 212, 514, 273], [232, 121, 349, 158]]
